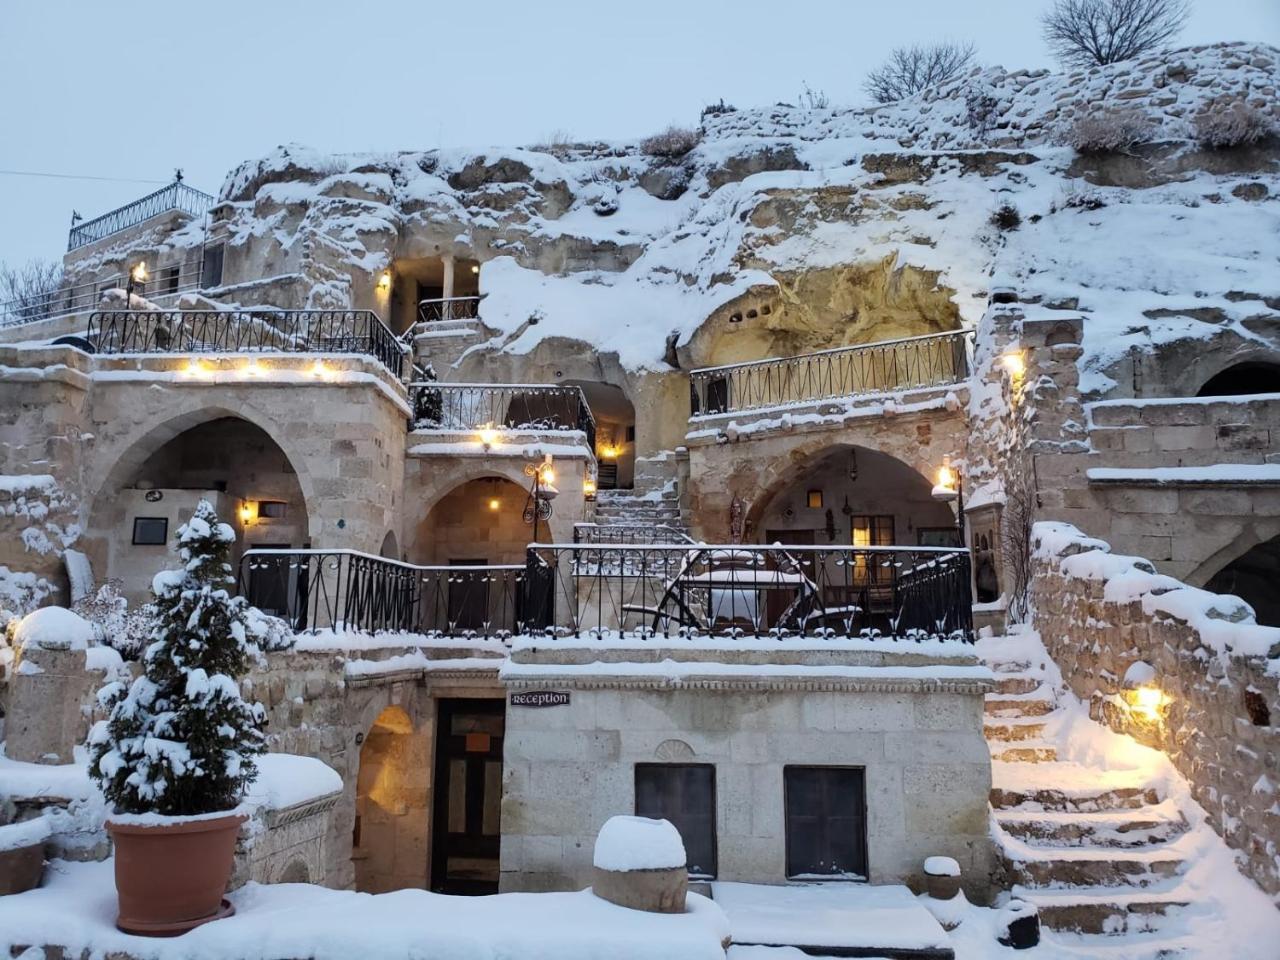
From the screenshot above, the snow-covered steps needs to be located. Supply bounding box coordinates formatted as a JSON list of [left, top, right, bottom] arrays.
[[992, 742, 1059, 763], [990, 761, 1164, 813], [984, 691, 1057, 717], [993, 672, 1044, 695], [995, 802, 1189, 848], [983, 717, 1048, 742], [1015, 882, 1192, 936], [1003, 840, 1187, 889]]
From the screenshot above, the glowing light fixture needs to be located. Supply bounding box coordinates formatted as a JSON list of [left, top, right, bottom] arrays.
[[932, 457, 959, 502], [478, 423, 498, 451], [599, 444, 619, 460], [378, 269, 392, 290], [1126, 683, 1168, 723], [238, 501, 255, 525], [583, 476, 597, 498], [1000, 350, 1026, 378], [244, 359, 263, 376], [131, 262, 148, 283], [184, 358, 205, 378], [311, 360, 329, 380], [487, 497, 501, 511], [471, 264, 480, 274]]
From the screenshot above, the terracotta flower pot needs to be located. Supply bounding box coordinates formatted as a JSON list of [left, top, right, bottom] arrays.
[[107, 812, 245, 936]]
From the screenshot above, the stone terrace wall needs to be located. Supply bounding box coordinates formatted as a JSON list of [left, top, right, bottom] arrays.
[[1088, 396, 1280, 469], [1029, 521, 1280, 900]]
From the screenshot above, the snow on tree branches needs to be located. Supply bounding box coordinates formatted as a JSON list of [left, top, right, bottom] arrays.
[[89, 499, 291, 817]]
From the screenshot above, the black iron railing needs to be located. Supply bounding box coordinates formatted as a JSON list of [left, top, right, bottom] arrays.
[[409, 382, 596, 449], [239, 549, 526, 638], [68, 181, 216, 252], [239, 544, 973, 642], [85, 309, 408, 377], [418, 296, 482, 324], [526, 543, 973, 641], [574, 523, 693, 546], [689, 329, 973, 418]]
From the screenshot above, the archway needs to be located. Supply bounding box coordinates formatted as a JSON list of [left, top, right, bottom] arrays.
[[1197, 361, 1280, 397], [562, 380, 636, 490], [379, 530, 400, 560], [353, 705, 429, 893], [88, 414, 309, 608], [1204, 536, 1280, 627], [749, 445, 957, 547]]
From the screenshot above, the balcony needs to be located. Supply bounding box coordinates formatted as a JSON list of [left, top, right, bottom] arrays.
[[68, 180, 216, 252], [410, 382, 597, 450], [239, 543, 974, 642], [418, 295, 483, 324], [83, 308, 408, 378], [689, 329, 973, 419]]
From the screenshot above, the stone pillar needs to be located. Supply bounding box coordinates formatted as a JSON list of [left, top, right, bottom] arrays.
[[7, 643, 94, 764], [441, 255, 456, 316]]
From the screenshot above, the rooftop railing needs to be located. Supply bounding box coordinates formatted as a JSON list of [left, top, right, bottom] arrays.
[[85, 308, 408, 378], [68, 181, 216, 252], [410, 382, 596, 450], [689, 329, 973, 418], [237, 543, 973, 643], [417, 295, 483, 324]]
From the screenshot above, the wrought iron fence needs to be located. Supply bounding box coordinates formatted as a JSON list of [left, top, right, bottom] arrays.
[[409, 382, 596, 449], [525, 543, 973, 641], [238, 549, 526, 638], [68, 181, 216, 252], [85, 309, 408, 377], [689, 329, 973, 418], [238, 543, 973, 642], [574, 522, 694, 546], [418, 296, 483, 323]]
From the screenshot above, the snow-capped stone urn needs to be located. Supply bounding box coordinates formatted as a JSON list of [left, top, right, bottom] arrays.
[[591, 816, 688, 914], [7, 607, 95, 764], [923, 855, 962, 901]]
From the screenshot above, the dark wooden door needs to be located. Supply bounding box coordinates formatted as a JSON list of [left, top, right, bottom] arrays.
[[448, 558, 489, 630], [784, 766, 868, 880], [431, 699, 505, 894]]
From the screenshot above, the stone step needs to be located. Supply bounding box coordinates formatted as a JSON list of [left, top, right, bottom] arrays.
[[993, 743, 1059, 763], [990, 762, 1163, 813], [994, 673, 1045, 695], [991, 784, 1162, 813], [995, 805, 1188, 848], [1006, 850, 1185, 888], [984, 695, 1056, 717], [1018, 885, 1191, 936], [1042, 933, 1190, 959], [989, 658, 1034, 674], [984, 718, 1048, 742]]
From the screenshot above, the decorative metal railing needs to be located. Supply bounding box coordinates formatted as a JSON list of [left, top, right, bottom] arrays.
[[239, 543, 973, 642], [0, 255, 208, 329], [418, 296, 483, 324], [85, 309, 408, 377], [409, 382, 597, 449], [526, 543, 974, 641], [68, 181, 216, 252], [574, 522, 694, 546], [689, 329, 973, 418], [238, 549, 526, 638]]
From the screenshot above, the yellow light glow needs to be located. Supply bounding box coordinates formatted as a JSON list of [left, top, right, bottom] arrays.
[[238, 502, 255, 525], [131, 262, 148, 282], [378, 270, 392, 290], [471, 264, 480, 274], [539, 466, 556, 485], [1129, 684, 1166, 722], [183, 358, 205, 378], [936, 464, 956, 490], [487, 497, 501, 511], [583, 477, 597, 496], [478, 424, 498, 449], [311, 360, 329, 380], [1000, 351, 1026, 377], [244, 359, 263, 376], [599, 444, 619, 460]]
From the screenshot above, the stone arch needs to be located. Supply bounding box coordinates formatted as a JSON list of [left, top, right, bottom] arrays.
[[352, 703, 429, 893], [379, 530, 400, 560], [277, 858, 311, 884], [410, 474, 533, 567], [1196, 534, 1280, 627], [1196, 360, 1280, 397], [562, 379, 636, 489], [83, 404, 315, 605]]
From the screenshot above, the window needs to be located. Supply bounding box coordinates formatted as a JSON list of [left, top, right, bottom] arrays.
[[201, 243, 224, 288], [625, 425, 636, 443], [161, 265, 181, 294], [784, 766, 867, 880], [132, 516, 168, 546], [851, 515, 894, 588], [635, 764, 717, 878], [257, 500, 287, 519]]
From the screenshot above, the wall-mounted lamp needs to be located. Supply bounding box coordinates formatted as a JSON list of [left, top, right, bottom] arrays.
[[131, 262, 148, 283], [932, 458, 959, 502], [311, 360, 331, 380], [599, 444, 619, 460], [478, 423, 498, 451], [583, 476, 597, 499], [471, 264, 480, 274], [239, 501, 256, 526], [378, 269, 392, 291], [1123, 661, 1168, 723], [487, 497, 501, 512], [244, 359, 263, 377], [999, 350, 1026, 379]]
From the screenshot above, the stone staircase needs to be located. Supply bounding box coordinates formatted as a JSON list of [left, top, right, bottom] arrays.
[[592, 488, 690, 541], [982, 649, 1195, 955]]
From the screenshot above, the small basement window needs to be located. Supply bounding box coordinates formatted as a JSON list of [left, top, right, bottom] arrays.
[[635, 763, 717, 879], [784, 766, 867, 880], [256, 500, 287, 519], [132, 516, 169, 546]]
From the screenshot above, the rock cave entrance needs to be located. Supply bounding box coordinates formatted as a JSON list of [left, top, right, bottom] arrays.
[[562, 380, 635, 489], [1204, 536, 1280, 627], [1196, 361, 1280, 397], [353, 705, 430, 893]]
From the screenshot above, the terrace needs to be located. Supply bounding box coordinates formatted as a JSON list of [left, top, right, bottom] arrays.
[[66, 179, 215, 252], [409, 381, 597, 450]]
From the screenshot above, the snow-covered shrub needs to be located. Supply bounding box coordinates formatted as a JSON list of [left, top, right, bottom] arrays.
[[1066, 108, 1155, 154], [1193, 101, 1277, 150], [72, 580, 155, 661], [532, 130, 575, 159], [0, 565, 53, 633], [990, 202, 1022, 231], [964, 86, 999, 139], [700, 99, 737, 121], [641, 126, 700, 159], [1058, 182, 1108, 210], [89, 500, 271, 816]]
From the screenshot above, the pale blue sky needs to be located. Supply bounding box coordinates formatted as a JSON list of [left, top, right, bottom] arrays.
[[1, 0, 1275, 267]]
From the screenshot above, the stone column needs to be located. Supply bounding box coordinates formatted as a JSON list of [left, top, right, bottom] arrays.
[[6, 643, 94, 764], [441, 255, 456, 318]]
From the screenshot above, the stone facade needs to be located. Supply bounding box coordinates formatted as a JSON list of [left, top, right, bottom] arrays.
[[1029, 522, 1280, 898]]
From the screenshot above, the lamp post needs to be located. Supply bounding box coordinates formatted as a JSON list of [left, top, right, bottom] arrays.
[[523, 454, 558, 544], [125, 262, 147, 305], [931, 456, 966, 547]]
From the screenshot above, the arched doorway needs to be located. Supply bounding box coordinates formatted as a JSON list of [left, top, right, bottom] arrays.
[[89, 415, 308, 608], [353, 705, 429, 893], [750, 445, 957, 548], [562, 380, 635, 490], [1204, 536, 1280, 627], [1197, 361, 1280, 397]]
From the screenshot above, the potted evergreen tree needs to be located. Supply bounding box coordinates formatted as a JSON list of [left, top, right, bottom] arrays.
[[89, 499, 271, 935]]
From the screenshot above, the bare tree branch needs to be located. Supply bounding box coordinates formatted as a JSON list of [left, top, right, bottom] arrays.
[[0, 258, 65, 324], [1042, 0, 1190, 68], [864, 41, 977, 104]]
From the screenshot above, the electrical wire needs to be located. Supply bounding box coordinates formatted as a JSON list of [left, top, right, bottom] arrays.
[[0, 169, 168, 185]]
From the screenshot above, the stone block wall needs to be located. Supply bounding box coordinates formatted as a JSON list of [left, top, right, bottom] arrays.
[[1029, 521, 1280, 899], [1088, 396, 1280, 468]]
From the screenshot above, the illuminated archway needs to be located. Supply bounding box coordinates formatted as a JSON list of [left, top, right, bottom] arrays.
[[562, 380, 635, 490], [353, 705, 429, 893]]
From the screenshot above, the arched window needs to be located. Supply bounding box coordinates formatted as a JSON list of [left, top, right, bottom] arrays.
[[1196, 362, 1280, 398]]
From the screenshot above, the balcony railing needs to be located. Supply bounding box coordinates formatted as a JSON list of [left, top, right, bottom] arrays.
[[689, 329, 973, 418], [238, 543, 974, 642], [418, 295, 482, 324], [68, 181, 216, 252], [574, 522, 694, 546], [410, 382, 596, 450], [85, 309, 408, 378], [0, 255, 208, 329], [238, 549, 525, 638]]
